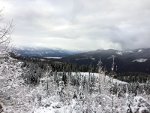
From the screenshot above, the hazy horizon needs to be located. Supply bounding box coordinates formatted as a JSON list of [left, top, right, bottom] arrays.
[[13, 45, 150, 52]]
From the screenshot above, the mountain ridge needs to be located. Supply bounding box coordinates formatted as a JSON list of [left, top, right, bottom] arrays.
[[62, 48, 150, 74]]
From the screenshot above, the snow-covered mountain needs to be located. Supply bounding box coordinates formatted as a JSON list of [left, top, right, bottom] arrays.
[[10, 47, 150, 73], [62, 48, 150, 73], [12, 47, 80, 58]]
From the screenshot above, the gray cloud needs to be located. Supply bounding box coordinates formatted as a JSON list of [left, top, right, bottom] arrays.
[[0, 0, 150, 50]]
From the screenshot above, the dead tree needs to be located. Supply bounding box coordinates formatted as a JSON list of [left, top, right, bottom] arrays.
[[0, 10, 12, 53]]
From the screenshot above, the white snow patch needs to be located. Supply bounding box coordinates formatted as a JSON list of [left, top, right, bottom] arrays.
[[138, 49, 142, 52], [132, 58, 148, 63], [116, 51, 123, 55], [91, 57, 95, 60], [125, 50, 133, 53]]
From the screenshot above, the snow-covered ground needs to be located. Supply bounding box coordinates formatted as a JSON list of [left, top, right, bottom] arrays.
[[132, 58, 148, 63], [44, 57, 62, 59], [1, 57, 150, 113]]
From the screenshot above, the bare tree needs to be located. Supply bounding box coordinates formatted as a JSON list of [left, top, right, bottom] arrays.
[[0, 10, 12, 54]]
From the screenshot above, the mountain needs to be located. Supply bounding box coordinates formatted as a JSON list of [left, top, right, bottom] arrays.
[[12, 47, 80, 58], [11, 47, 150, 74], [62, 48, 150, 74]]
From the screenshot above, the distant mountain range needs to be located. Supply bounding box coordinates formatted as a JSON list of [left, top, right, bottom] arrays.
[[12, 47, 80, 58], [11, 47, 150, 74], [62, 48, 150, 74]]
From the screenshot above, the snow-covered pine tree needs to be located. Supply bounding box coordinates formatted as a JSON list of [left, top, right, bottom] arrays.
[[97, 59, 103, 94]]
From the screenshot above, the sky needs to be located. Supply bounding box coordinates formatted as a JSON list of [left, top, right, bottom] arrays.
[[0, 0, 150, 50]]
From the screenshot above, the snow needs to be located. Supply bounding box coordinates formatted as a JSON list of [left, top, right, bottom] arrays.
[[116, 51, 123, 55], [138, 49, 143, 52], [91, 57, 95, 60], [132, 58, 148, 63], [125, 50, 133, 53], [0, 57, 150, 113], [44, 57, 62, 59]]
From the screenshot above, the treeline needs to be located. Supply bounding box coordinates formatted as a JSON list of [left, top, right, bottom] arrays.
[[10, 52, 150, 83], [114, 72, 150, 83], [10, 52, 97, 72]]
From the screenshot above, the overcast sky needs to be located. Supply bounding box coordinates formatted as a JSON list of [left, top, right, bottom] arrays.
[[0, 0, 150, 50]]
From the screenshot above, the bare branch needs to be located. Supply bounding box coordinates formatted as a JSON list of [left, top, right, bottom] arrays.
[[0, 11, 12, 54]]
